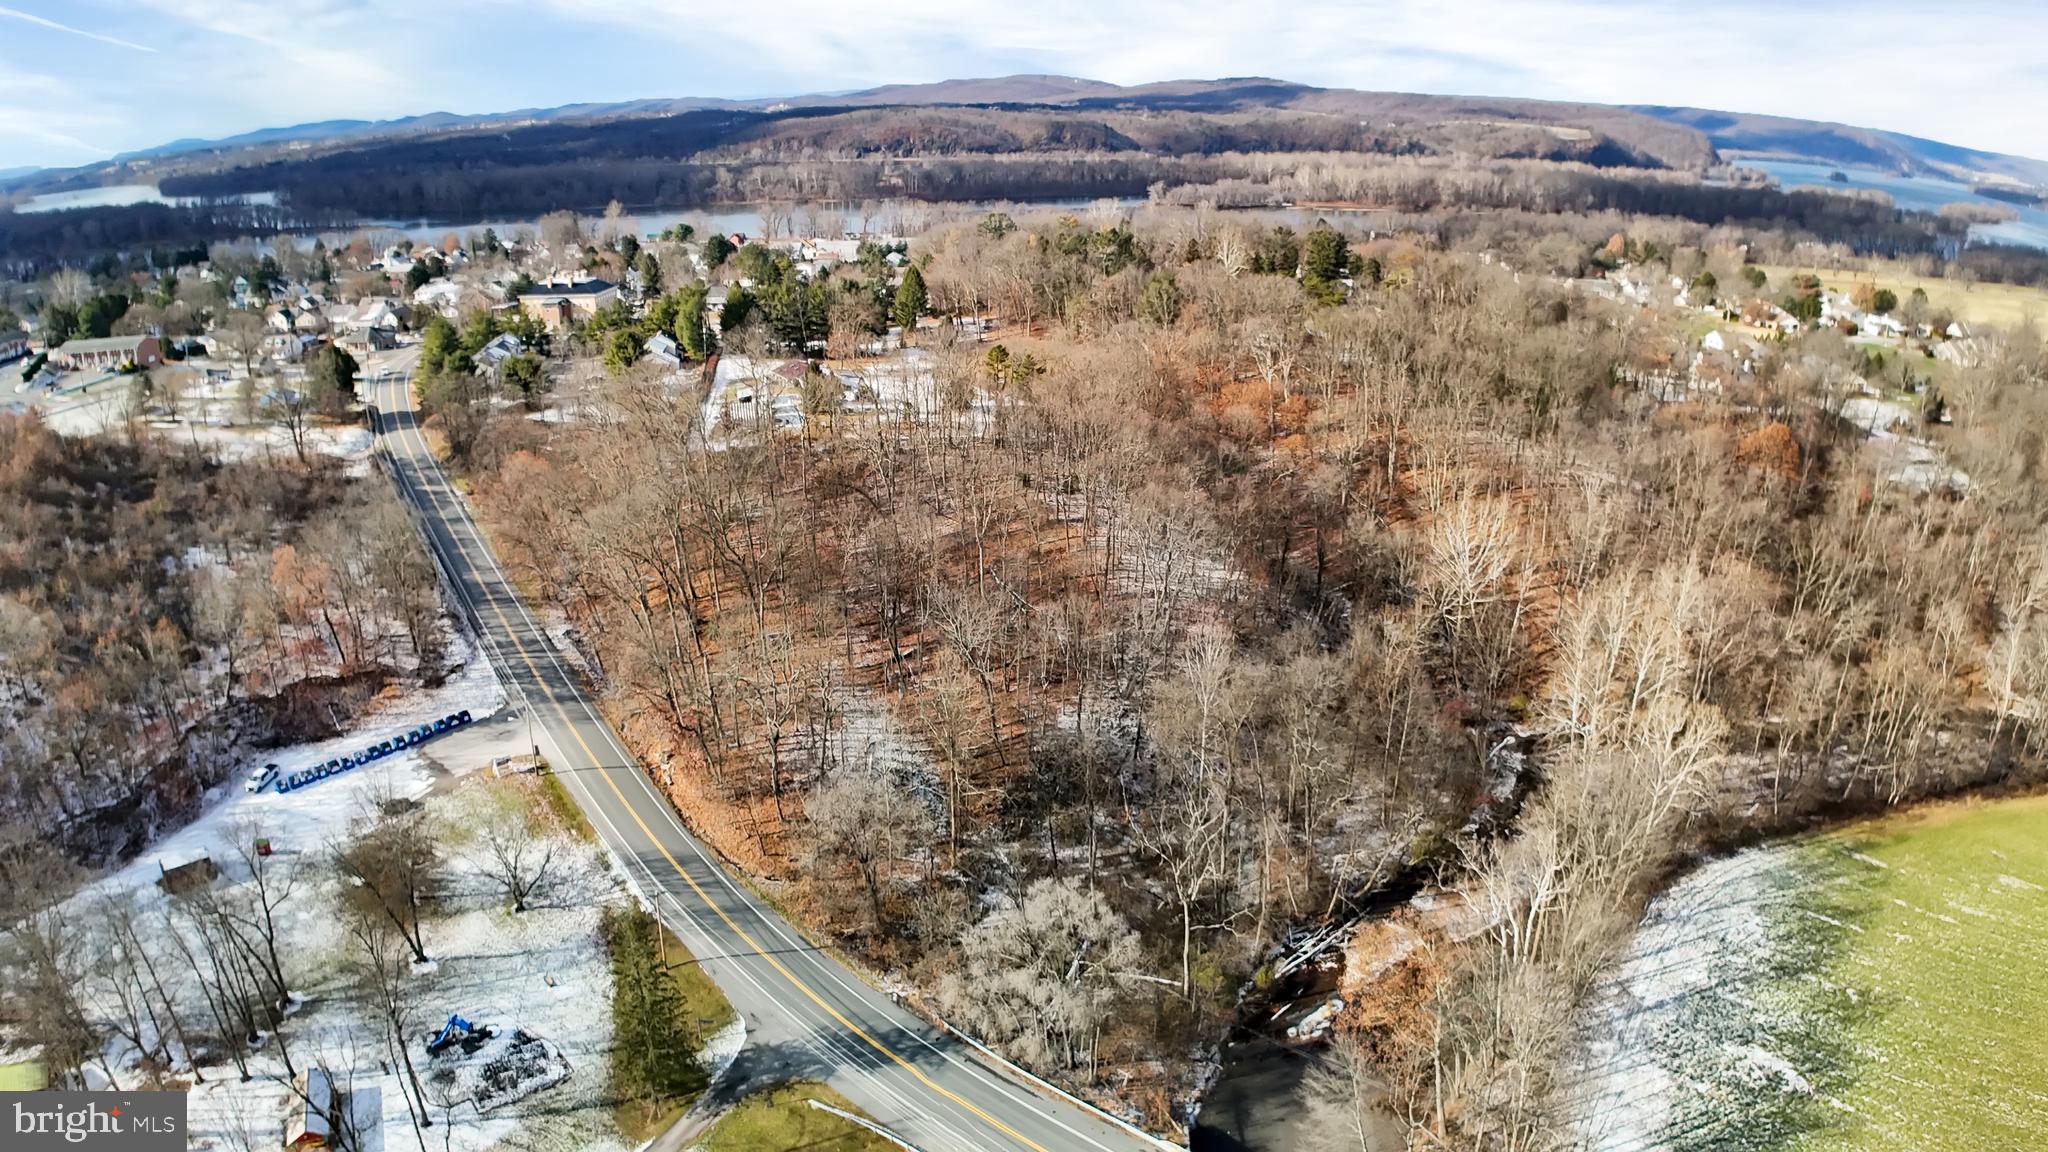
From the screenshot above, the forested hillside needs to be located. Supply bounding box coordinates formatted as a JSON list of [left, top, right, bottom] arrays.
[[425, 206, 2048, 1136], [0, 415, 449, 860]]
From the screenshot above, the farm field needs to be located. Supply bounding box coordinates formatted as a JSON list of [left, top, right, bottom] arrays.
[[1753, 262, 2048, 333], [1567, 793, 2048, 1152]]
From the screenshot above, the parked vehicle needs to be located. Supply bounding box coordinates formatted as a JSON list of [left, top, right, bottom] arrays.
[[246, 763, 280, 793]]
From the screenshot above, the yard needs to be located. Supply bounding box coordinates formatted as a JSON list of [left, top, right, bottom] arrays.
[[692, 1082, 898, 1152]]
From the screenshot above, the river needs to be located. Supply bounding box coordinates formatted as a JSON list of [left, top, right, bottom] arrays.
[[14, 184, 277, 213], [1747, 159, 2048, 252]]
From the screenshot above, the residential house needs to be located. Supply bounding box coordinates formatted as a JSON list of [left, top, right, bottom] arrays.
[[327, 297, 408, 335], [1936, 336, 1996, 369], [474, 332, 525, 377], [644, 332, 682, 368], [338, 327, 398, 356], [0, 328, 28, 364], [516, 277, 619, 328], [264, 332, 319, 363], [412, 278, 464, 316], [53, 334, 162, 371]]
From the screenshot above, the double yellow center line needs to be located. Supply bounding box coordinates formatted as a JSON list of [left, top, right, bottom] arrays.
[[380, 376, 1051, 1152]]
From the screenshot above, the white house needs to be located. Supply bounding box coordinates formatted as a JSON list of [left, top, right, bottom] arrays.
[[412, 279, 464, 316], [328, 297, 408, 334], [645, 332, 682, 367]]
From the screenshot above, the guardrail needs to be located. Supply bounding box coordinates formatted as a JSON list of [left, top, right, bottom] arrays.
[[804, 1099, 925, 1152], [931, 1012, 1188, 1152]]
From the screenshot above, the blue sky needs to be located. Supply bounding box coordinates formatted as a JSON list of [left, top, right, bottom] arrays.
[[3, 0, 2045, 171]]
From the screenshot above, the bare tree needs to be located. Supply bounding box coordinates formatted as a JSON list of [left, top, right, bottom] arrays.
[[343, 909, 433, 1148], [937, 877, 1142, 1074], [807, 767, 932, 931], [469, 784, 564, 913], [0, 841, 103, 1088], [334, 793, 445, 964]]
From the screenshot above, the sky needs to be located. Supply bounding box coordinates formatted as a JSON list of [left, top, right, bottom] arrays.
[[3, 0, 2046, 172]]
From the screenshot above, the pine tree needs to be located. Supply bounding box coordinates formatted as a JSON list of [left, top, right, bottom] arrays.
[[893, 263, 928, 332]]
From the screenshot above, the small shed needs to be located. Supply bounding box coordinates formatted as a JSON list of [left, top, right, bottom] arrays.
[[285, 1068, 332, 1149], [157, 855, 219, 896]]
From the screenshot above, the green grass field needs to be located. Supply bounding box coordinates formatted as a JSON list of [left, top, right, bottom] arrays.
[[697, 1082, 898, 1152], [1790, 794, 2048, 1151], [1754, 262, 2048, 334], [1578, 792, 2048, 1152]]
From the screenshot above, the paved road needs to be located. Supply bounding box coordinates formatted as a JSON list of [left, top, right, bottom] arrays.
[[368, 360, 1165, 1152]]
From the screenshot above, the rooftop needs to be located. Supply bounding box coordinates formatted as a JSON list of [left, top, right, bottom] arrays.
[[56, 334, 153, 354], [518, 277, 615, 298]]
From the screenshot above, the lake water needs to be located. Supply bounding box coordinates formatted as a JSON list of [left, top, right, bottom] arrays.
[[13, 183, 278, 213], [1749, 159, 2048, 252]]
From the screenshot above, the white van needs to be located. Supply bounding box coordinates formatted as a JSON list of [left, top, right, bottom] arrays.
[[245, 762, 280, 793]]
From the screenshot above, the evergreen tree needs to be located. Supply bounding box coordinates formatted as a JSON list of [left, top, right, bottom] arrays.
[[676, 284, 714, 360], [720, 286, 756, 333], [635, 250, 663, 296], [893, 263, 928, 331], [604, 908, 705, 1109], [1139, 271, 1183, 327]]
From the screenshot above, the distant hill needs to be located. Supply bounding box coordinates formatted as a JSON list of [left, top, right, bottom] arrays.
[[1631, 105, 2048, 188], [14, 74, 1714, 194], [15, 75, 2046, 204]]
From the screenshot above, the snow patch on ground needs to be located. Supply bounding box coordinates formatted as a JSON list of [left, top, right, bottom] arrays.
[[698, 1015, 746, 1090], [1561, 845, 1804, 1152], [47, 641, 642, 1152]]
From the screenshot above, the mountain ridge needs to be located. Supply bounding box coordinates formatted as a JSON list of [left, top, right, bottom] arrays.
[[9, 74, 2044, 196]]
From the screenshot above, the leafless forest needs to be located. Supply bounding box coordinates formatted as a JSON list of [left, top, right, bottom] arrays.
[[0, 420, 448, 860], [430, 207, 2048, 1140]]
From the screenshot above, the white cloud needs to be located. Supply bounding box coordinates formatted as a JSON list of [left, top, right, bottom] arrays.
[[0, 3, 155, 52], [525, 0, 2048, 159], [0, 65, 118, 160], [6, 0, 2047, 168]]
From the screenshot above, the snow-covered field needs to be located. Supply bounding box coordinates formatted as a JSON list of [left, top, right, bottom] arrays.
[[28, 357, 393, 472], [112, 650, 505, 880], [1562, 845, 1815, 1152], [1564, 795, 2048, 1152], [36, 640, 645, 1152]]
